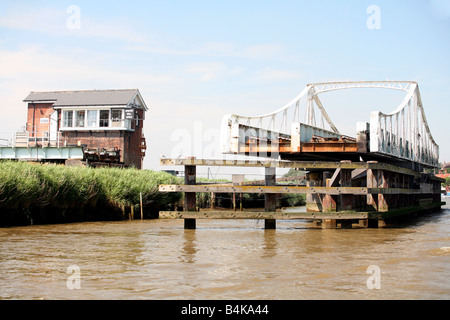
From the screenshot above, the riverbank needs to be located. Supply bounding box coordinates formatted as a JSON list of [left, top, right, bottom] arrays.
[[0, 161, 182, 226], [0, 161, 307, 227]]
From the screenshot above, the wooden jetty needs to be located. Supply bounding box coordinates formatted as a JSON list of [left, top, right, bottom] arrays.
[[158, 158, 444, 229]]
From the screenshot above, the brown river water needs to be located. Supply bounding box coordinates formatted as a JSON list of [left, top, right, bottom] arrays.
[[1, 201, 449, 300]]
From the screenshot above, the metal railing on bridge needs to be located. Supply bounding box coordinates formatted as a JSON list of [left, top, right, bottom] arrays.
[[220, 81, 439, 168]]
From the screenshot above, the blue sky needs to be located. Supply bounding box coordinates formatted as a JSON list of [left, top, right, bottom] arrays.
[[0, 0, 449, 175]]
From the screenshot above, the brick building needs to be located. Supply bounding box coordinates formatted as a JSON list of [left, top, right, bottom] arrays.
[[23, 89, 148, 169]]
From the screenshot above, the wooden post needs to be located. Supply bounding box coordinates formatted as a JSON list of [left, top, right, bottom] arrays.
[[264, 167, 276, 229], [184, 164, 197, 229], [240, 193, 243, 212], [306, 172, 322, 212], [140, 192, 143, 220], [340, 219, 353, 229], [367, 161, 378, 211], [339, 161, 353, 211], [377, 170, 389, 212], [210, 192, 215, 209], [322, 171, 336, 212], [232, 174, 245, 212]]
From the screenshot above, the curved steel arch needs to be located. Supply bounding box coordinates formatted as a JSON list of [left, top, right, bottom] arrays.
[[221, 81, 439, 167]]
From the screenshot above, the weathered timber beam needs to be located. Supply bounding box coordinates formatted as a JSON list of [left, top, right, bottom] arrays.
[[159, 158, 422, 177], [367, 188, 422, 194], [159, 184, 426, 195], [159, 211, 371, 220], [159, 184, 365, 195]]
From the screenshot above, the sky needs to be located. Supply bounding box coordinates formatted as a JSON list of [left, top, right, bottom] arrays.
[[0, 0, 449, 178]]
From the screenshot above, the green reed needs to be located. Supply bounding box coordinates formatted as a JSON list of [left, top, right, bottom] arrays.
[[0, 161, 181, 211]]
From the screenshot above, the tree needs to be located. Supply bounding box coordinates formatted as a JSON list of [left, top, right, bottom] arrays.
[[283, 168, 305, 178]]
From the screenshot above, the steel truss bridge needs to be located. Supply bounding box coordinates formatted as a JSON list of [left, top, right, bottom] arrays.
[[220, 81, 439, 170], [159, 81, 443, 229]]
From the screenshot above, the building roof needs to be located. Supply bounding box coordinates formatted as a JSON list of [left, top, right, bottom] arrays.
[[23, 89, 148, 110]]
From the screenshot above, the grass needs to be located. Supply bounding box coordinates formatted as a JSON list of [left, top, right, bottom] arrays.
[[0, 161, 182, 224]]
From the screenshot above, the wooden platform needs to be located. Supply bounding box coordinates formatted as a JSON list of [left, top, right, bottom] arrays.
[[158, 157, 444, 229]]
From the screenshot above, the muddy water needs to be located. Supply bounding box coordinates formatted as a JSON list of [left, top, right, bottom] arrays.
[[0, 202, 449, 300]]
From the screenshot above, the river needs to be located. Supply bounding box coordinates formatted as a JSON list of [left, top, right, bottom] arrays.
[[0, 201, 449, 300]]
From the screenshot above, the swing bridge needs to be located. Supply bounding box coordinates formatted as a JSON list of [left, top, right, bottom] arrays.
[[159, 81, 444, 229]]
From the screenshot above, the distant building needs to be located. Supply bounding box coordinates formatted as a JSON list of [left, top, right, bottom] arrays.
[[22, 89, 148, 169]]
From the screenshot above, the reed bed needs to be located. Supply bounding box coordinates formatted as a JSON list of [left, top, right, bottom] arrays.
[[0, 161, 182, 225]]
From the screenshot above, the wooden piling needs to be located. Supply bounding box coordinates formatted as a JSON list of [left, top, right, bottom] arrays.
[[264, 167, 277, 229], [210, 192, 215, 209], [339, 161, 354, 211], [184, 164, 197, 229], [140, 192, 143, 220], [322, 171, 337, 213]]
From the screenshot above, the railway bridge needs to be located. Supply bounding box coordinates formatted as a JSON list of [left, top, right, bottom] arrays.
[[159, 81, 444, 229]]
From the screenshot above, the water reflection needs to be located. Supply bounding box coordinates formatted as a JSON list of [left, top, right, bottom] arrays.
[[180, 230, 197, 264], [262, 230, 277, 259]]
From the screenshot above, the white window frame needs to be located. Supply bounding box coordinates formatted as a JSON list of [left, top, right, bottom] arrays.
[[58, 107, 134, 131], [75, 110, 86, 127], [87, 110, 98, 128], [63, 110, 74, 128]]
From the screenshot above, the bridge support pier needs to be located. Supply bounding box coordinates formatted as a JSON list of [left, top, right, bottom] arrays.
[[339, 161, 354, 211], [265, 219, 276, 230], [184, 163, 197, 230], [184, 219, 196, 229], [264, 167, 277, 229]]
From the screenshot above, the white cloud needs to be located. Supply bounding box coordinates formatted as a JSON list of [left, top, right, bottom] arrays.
[[126, 41, 286, 61], [0, 5, 148, 43], [241, 44, 284, 60], [0, 7, 65, 34], [199, 42, 237, 56], [0, 46, 174, 87], [255, 67, 303, 82], [0, 45, 174, 133], [185, 62, 244, 81]]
